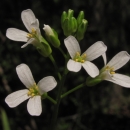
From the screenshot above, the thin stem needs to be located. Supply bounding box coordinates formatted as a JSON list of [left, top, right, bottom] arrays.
[[49, 54, 61, 80], [46, 95, 57, 104], [49, 67, 68, 130], [61, 82, 86, 99]]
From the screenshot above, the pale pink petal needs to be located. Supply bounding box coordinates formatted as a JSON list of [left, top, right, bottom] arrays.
[[5, 89, 29, 108], [107, 51, 130, 71], [37, 76, 57, 94], [16, 64, 35, 88], [27, 96, 42, 116], [64, 36, 81, 59], [83, 41, 107, 61], [67, 59, 82, 72], [6, 28, 28, 42], [82, 61, 99, 77]]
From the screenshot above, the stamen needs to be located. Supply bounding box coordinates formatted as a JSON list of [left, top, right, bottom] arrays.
[[31, 28, 36, 34], [26, 28, 37, 39], [110, 71, 115, 74], [27, 83, 40, 97], [81, 60, 85, 63], [105, 66, 115, 75], [73, 52, 86, 63]]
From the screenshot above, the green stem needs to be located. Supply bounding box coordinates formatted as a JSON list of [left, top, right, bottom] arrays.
[[61, 82, 86, 98], [46, 95, 57, 104], [49, 67, 68, 130], [49, 54, 61, 80]]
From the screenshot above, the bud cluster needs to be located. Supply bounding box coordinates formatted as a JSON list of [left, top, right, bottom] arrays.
[[61, 9, 88, 41]]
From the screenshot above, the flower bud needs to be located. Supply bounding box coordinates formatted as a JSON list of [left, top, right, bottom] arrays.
[[62, 18, 72, 36], [61, 11, 67, 29], [67, 9, 74, 18], [61, 9, 77, 36], [76, 19, 88, 41], [77, 11, 84, 26], [70, 17, 77, 33], [43, 24, 60, 48]]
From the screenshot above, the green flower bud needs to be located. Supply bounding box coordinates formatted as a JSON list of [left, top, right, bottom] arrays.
[[43, 24, 60, 48], [36, 35, 52, 57], [62, 18, 72, 36], [61, 11, 67, 29], [70, 17, 77, 33], [86, 76, 103, 86], [61, 9, 76, 36], [67, 9, 74, 18], [77, 11, 84, 25], [76, 19, 88, 41]]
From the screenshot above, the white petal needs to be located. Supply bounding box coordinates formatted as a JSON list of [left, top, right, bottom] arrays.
[[83, 41, 107, 61], [37, 76, 57, 94], [27, 96, 42, 116], [107, 51, 130, 71], [6, 28, 28, 42], [111, 73, 130, 88], [16, 64, 35, 88], [5, 89, 29, 108], [43, 24, 53, 35], [21, 9, 37, 32], [67, 59, 82, 72], [30, 19, 39, 29], [82, 61, 99, 77], [102, 53, 107, 65], [64, 36, 81, 59], [21, 38, 35, 48]]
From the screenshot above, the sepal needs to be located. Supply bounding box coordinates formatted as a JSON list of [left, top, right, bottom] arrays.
[[36, 36, 52, 57], [41, 92, 47, 99], [86, 76, 103, 86]]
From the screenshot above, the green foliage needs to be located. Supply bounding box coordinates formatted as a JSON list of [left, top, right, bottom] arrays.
[[1, 108, 11, 130]]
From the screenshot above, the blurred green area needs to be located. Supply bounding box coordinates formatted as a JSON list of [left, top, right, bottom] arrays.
[[1, 0, 130, 130]]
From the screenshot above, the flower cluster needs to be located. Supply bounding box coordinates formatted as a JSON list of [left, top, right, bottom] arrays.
[[5, 8, 130, 118]]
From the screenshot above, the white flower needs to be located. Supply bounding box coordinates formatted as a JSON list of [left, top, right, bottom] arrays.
[[5, 64, 57, 116], [6, 9, 41, 48], [100, 51, 130, 88], [64, 36, 107, 77]]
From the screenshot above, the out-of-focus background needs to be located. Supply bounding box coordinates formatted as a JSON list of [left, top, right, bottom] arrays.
[[1, 0, 130, 130]]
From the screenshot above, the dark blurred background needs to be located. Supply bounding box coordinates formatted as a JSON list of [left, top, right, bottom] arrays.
[[1, 0, 130, 130]]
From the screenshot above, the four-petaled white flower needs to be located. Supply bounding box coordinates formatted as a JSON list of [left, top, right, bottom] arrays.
[[5, 64, 57, 116], [6, 9, 41, 48], [100, 51, 130, 87], [64, 36, 107, 77]]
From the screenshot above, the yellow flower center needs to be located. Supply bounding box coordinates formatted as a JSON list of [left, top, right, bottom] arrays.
[[26, 28, 37, 39], [105, 66, 115, 75], [73, 52, 87, 63], [27, 83, 40, 97]]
